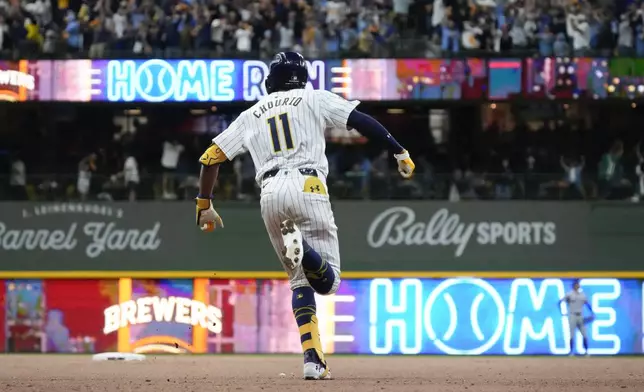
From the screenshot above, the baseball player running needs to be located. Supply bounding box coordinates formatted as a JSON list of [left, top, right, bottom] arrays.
[[559, 279, 594, 356], [194, 52, 415, 379]]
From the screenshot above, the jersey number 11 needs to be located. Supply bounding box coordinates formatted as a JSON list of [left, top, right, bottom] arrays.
[[267, 113, 294, 153]]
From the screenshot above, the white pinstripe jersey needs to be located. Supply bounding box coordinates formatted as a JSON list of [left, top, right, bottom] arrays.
[[213, 88, 360, 183]]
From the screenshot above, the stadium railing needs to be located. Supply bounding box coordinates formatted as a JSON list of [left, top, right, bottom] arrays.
[[0, 172, 636, 201]]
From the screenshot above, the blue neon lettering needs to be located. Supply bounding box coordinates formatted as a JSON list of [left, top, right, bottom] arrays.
[[107, 60, 136, 102], [175, 60, 208, 102], [243, 60, 267, 101], [364, 278, 636, 355], [503, 279, 569, 355], [105, 60, 236, 102], [369, 278, 422, 355], [211, 60, 234, 101], [580, 279, 621, 355]]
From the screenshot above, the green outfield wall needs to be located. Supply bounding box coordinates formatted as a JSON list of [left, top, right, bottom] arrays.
[[0, 202, 642, 278]]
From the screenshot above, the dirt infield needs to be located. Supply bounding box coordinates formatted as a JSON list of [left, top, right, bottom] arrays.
[[0, 355, 643, 392]]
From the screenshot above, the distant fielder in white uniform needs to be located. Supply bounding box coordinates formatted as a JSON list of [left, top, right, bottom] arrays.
[[194, 52, 415, 379], [559, 279, 594, 356]]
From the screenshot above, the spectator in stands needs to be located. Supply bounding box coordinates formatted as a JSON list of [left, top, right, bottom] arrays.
[[193, 13, 211, 51], [339, 19, 358, 55], [77, 153, 96, 201], [24, 0, 51, 27], [43, 26, 57, 54], [133, 25, 152, 55], [442, 19, 460, 53], [426, 32, 441, 57], [123, 153, 139, 202], [210, 17, 225, 54], [302, 20, 323, 58], [617, 13, 634, 56], [537, 24, 555, 56], [598, 140, 625, 199], [89, 17, 112, 58], [161, 138, 184, 200], [64, 10, 82, 53], [494, 158, 514, 200], [593, 10, 615, 56], [326, 0, 346, 31], [163, 13, 182, 57], [259, 29, 273, 59], [24, 18, 42, 52], [636, 25, 644, 57], [499, 24, 513, 51], [0, 15, 8, 52], [523, 147, 540, 199], [559, 155, 586, 199], [553, 32, 570, 57], [235, 21, 253, 54], [277, 21, 294, 51], [632, 142, 643, 203], [524, 13, 538, 45], [509, 17, 528, 49], [570, 14, 590, 56], [9, 153, 27, 200]]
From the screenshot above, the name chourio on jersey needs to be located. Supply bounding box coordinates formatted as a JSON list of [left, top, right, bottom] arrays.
[[252, 97, 303, 118]]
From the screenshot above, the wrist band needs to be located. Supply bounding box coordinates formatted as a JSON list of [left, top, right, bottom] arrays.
[[394, 150, 409, 161]]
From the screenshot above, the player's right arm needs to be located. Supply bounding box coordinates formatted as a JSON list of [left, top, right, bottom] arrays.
[[196, 116, 247, 232], [317, 90, 415, 179]]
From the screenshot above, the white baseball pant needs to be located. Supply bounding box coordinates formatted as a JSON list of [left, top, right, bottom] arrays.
[[259, 169, 341, 294]]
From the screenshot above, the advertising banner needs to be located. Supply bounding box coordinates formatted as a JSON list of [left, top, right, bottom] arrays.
[[3, 57, 644, 102], [1, 278, 642, 355], [0, 202, 643, 275], [0, 61, 41, 102]]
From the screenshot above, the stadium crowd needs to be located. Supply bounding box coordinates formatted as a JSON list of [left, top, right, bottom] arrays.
[[0, 0, 642, 59]]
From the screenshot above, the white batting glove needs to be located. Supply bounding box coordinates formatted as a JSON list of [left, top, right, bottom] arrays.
[[394, 150, 416, 179], [196, 198, 224, 232]]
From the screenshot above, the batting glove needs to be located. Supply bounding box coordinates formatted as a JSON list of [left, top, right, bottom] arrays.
[[196, 197, 224, 232], [394, 150, 416, 179]]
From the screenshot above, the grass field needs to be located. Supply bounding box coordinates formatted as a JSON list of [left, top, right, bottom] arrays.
[[1, 355, 643, 391]]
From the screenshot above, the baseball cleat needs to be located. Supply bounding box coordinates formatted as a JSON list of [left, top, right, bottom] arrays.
[[303, 350, 331, 380], [303, 362, 332, 380], [280, 219, 302, 270]]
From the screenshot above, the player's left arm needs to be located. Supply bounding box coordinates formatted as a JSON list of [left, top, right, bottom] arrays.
[[346, 109, 415, 179], [584, 299, 594, 315], [317, 90, 415, 179], [196, 118, 247, 232]]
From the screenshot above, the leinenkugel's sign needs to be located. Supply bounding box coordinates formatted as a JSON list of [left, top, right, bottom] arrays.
[[0, 202, 642, 276]]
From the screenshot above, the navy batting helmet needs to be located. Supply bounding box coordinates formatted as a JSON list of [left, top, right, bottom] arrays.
[[265, 52, 308, 95]]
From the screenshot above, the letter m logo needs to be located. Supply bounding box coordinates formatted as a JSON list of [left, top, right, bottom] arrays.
[[503, 279, 569, 355]]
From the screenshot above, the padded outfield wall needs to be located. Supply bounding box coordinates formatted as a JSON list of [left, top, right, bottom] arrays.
[[0, 202, 642, 355]]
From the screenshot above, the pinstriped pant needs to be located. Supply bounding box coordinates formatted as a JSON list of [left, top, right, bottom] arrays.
[[259, 170, 341, 294]]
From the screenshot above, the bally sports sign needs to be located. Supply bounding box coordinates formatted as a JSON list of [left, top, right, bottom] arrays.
[[367, 207, 557, 257]]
